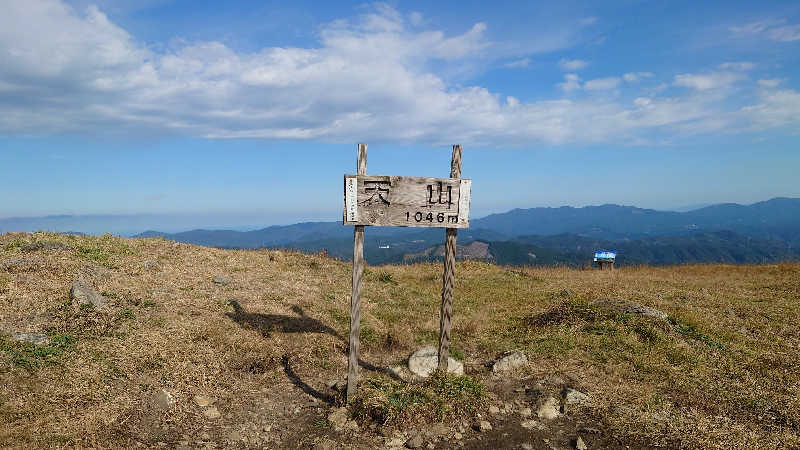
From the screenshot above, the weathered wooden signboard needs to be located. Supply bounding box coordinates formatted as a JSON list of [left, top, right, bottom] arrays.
[[343, 175, 471, 228], [342, 143, 469, 403]]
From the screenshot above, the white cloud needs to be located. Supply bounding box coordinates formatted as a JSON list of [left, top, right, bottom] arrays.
[[730, 20, 800, 42], [719, 61, 754, 71], [504, 57, 530, 68], [557, 73, 581, 92], [559, 58, 588, 71], [741, 88, 800, 130], [758, 78, 783, 88], [584, 77, 620, 91], [623, 72, 654, 82], [0, 0, 796, 146], [673, 72, 742, 90]]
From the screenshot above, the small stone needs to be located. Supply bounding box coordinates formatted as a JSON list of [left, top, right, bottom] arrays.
[[327, 407, 349, 428], [563, 388, 588, 405], [536, 397, 561, 420], [70, 278, 108, 309], [521, 420, 545, 430], [387, 438, 405, 447], [345, 420, 359, 431], [227, 431, 242, 442], [575, 436, 587, 450], [521, 444, 533, 450], [489, 405, 500, 414], [454, 432, 463, 440], [519, 407, 532, 418], [203, 407, 222, 420], [313, 438, 337, 450], [493, 350, 528, 373], [405, 433, 424, 448], [10, 332, 50, 346], [426, 444, 435, 449], [154, 389, 176, 410], [473, 420, 492, 432], [212, 275, 231, 285], [193, 395, 215, 407], [407, 345, 464, 377], [262, 425, 272, 432], [143, 260, 159, 270]]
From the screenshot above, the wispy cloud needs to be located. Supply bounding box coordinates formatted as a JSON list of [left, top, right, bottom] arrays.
[[673, 72, 743, 90], [559, 58, 588, 71], [623, 72, 654, 82], [504, 57, 530, 68], [584, 77, 621, 91], [730, 20, 800, 42], [557, 73, 581, 92], [0, 0, 797, 147], [719, 61, 754, 70]]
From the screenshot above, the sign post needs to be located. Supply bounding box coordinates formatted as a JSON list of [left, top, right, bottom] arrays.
[[343, 144, 470, 402]]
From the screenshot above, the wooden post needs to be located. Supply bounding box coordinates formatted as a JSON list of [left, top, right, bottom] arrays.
[[438, 145, 462, 372], [346, 143, 367, 403]]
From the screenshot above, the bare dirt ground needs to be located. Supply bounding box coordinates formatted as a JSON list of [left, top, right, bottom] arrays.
[[0, 232, 798, 449]]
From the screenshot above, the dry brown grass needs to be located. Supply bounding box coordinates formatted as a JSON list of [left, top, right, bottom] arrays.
[[0, 232, 798, 449]]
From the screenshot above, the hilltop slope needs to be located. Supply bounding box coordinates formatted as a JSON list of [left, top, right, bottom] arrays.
[[1, 232, 798, 449]]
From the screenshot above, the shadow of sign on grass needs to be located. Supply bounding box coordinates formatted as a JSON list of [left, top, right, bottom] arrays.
[[225, 299, 402, 404]]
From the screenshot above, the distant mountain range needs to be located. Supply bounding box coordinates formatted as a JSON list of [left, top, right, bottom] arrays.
[[132, 197, 800, 266]]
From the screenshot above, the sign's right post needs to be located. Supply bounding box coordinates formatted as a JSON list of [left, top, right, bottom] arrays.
[[437, 144, 462, 372]]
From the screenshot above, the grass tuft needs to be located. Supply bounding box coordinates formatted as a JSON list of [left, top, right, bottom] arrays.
[[350, 371, 486, 426]]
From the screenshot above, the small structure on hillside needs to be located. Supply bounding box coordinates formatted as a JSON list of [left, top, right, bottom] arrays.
[[594, 250, 616, 270]]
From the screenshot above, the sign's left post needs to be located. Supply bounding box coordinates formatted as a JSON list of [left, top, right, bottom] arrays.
[[346, 143, 367, 403]]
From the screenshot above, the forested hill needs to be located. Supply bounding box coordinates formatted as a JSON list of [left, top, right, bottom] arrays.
[[134, 197, 800, 266]]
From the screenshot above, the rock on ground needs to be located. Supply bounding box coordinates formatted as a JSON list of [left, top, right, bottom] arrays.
[[203, 406, 222, 420], [193, 395, 215, 407], [492, 350, 528, 373], [536, 397, 562, 420], [521, 420, 545, 430], [10, 332, 50, 346], [575, 436, 588, 450], [327, 407, 349, 428], [213, 275, 231, 285], [473, 420, 492, 432], [70, 278, 108, 309], [407, 345, 464, 377], [563, 388, 588, 405], [155, 389, 176, 410], [405, 432, 424, 448], [591, 298, 668, 320]]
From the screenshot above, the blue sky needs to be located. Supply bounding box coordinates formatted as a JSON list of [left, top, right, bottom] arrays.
[[0, 0, 798, 232]]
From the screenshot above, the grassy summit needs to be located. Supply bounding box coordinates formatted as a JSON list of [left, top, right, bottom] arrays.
[[0, 232, 798, 448]]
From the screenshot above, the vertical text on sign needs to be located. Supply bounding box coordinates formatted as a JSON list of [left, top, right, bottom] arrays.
[[346, 177, 358, 222]]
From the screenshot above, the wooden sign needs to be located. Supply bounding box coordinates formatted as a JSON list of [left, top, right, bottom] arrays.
[[343, 175, 471, 228], [344, 143, 467, 403]]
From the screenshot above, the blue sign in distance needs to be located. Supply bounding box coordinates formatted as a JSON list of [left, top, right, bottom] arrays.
[[594, 250, 617, 261]]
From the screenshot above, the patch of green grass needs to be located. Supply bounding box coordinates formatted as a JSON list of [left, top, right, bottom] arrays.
[[530, 334, 575, 356], [0, 333, 77, 370], [327, 308, 349, 329], [361, 325, 379, 345], [314, 417, 331, 428], [669, 316, 723, 349], [351, 371, 486, 426], [2, 239, 25, 251], [141, 299, 156, 308], [118, 308, 136, 321], [377, 271, 397, 284]]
